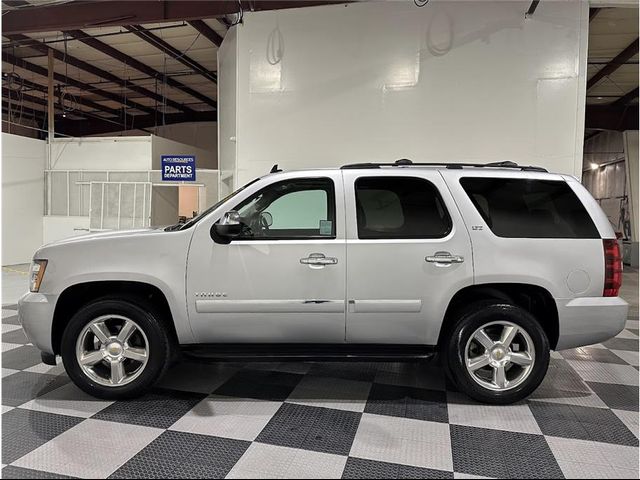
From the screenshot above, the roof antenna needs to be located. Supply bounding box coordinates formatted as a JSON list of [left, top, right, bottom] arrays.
[[270, 164, 282, 173], [394, 159, 413, 166]]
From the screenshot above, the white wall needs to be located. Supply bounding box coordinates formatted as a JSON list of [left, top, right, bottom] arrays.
[[50, 135, 214, 179], [582, 131, 627, 236], [150, 135, 216, 172], [624, 130, 638, 266], [50, 136, 152, 170], [583, 130, 638, 266], [42, 216, 90, 245], [92, 123, 218, 169], [2, 116, 41, 139], [218, 25, 238, 197], [223, 0, 589, 186], [624, 131, 638, 244], [151, 185, 179, 226], [152, 123, 218, 169], [2, 133, 46, 265]]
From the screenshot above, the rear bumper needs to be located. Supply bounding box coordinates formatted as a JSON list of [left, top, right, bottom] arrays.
[[556, 296, 628, 350], [18, 292, 57, 354]]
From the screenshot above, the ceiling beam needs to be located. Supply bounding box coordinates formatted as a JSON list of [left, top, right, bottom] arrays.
[[585, 104, 638, 131], [612, 87, 639, 107], [589, 8, 602, 22], [3, 1, 348, 36], [3, 34, 160, 115], [587, 38, 639, 90], [2, 102, 46, 120], [64, 29, 217, 109], [124, 25, 217, 83], [4, 33, 193, 114], [18, 77, 124, 118], [57, 110, 217, 137], [188, 20, 224, 48], [2, 51, 157, 122], [3, 84, 156, 133], [3, 88, 64, 115]]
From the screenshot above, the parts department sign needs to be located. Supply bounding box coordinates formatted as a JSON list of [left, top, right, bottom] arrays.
[[161, 155, 196, 181]]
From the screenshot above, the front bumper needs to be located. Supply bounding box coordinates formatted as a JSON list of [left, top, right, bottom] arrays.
[[556, 296, 629, 350], [18, 292, 57, 354]]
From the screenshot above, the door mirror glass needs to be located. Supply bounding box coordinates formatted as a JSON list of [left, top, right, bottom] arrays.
[[211, 210, 242, 242]]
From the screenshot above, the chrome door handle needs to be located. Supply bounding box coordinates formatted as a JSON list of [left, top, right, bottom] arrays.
[[425, 251, 464, 265], [300, 253, 338, 266]]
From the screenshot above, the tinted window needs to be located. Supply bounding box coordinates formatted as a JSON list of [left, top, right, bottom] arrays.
[[233, 178, 335, 239], [460, 178, 599, 239], [355, 177, 451, 239]]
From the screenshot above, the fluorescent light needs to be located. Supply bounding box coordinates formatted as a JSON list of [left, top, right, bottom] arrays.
[[590, 163, 599, 170]]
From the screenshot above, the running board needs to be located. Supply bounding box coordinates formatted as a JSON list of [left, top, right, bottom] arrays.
[[181, 344, 437, 362]]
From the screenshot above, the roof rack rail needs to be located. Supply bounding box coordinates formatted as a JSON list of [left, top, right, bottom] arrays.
[[340, 159, 548, 172]]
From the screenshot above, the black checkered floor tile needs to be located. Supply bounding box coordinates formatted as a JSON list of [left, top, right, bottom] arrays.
[[1, 302, 638, 478]]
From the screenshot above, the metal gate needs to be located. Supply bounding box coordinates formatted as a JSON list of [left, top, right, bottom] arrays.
[[89, 181, 152, 232]]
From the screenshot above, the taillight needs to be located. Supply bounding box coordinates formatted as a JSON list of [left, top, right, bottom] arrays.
[[603, 239, 623, 297]]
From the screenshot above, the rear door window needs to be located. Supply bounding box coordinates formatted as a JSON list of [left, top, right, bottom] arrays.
[[460, 177, 599, 239], [355, 177, 452, 239]]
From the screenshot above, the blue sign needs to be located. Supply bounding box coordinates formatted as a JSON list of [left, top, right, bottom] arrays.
[[161, 155, 196, 181]]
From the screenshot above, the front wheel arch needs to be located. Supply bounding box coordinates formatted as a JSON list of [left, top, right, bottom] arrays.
[[52, 281, 177, 355], [61, 297, 173, 399]]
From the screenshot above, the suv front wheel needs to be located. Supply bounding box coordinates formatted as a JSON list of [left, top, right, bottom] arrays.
[[61, 298, 173, 399], [443, 303, 550, 404]]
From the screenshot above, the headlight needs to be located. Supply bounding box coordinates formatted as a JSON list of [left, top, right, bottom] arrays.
[[29, 260, 48, 293]]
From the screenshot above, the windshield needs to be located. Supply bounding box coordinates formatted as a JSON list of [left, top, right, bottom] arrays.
[[177, 177, 262, 230]]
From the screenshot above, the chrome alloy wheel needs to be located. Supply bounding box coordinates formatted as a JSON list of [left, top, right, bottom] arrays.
[[75, 315, 149, 387], [464, 321, 535, 392]]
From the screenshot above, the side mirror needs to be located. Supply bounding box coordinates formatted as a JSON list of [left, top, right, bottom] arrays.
[[211, 211, 242, 244], [260, 211, 273, 228]]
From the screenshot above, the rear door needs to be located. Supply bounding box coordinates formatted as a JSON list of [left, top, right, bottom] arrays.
[[343, 169, 473, 345]]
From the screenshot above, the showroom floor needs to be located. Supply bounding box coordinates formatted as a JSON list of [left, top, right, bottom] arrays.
[[1, 264, 638, 479]]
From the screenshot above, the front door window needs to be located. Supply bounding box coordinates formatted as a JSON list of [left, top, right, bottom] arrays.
[[233, 178, 336, 239]]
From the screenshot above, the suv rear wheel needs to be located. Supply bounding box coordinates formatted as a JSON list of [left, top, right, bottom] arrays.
[[61, 298, 173, 399], [443, 302, 549, 404]]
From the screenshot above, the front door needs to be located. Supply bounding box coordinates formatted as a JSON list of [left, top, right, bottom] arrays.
[[186, 172, 347, 343], [343, 170, 473, 345]]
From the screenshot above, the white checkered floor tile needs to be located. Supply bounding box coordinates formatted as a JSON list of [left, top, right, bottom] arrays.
[[2, 287, 638, 479]]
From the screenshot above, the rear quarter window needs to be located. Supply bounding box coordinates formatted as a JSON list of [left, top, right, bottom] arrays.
[[459, 178, 599, 239]]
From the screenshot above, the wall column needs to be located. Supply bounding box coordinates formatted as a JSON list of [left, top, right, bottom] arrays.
[[623, 130, 639, 267]]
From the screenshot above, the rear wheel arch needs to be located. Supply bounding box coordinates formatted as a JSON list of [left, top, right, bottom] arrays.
[[441, 301, 550, 404], [438, 283, 559, 350], [52, 280, 178, 355]]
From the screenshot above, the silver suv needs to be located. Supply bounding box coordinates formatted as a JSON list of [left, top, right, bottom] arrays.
[[19, 160, 628, 404]]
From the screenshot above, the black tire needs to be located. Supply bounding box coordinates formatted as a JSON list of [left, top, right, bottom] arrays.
[[61, 298, 173, 400], [442, 302, 549, 405]]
